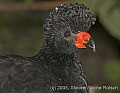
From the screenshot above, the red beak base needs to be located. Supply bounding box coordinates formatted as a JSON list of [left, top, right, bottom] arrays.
[[75, 32, 91, 48]]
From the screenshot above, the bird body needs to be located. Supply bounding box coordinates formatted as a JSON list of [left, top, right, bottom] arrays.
[[0, 3, 96, 93], [0, 48, 88, 93]]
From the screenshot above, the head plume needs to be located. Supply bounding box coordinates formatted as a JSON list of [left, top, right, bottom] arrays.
[[43, 3, 96, 35]]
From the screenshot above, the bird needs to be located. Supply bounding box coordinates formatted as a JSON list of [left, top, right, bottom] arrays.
[[0, 3, 96, 93]]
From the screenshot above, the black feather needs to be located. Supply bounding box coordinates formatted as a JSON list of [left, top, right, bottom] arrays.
[[0, 3, 96, 93]]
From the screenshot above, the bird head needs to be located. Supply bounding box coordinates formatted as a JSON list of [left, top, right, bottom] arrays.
[[43, 3, 96, 54]]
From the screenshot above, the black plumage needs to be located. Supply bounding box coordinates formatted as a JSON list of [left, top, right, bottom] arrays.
[[0, 3, 96, 93]]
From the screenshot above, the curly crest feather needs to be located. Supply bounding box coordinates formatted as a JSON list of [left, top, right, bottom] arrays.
[[44, 3, 96, 34]]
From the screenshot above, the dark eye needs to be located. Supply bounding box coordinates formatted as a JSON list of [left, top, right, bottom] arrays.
[[64, 30, 71, 37]]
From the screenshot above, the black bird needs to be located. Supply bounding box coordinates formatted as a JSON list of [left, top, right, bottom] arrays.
[[0, 3, 96, 93]]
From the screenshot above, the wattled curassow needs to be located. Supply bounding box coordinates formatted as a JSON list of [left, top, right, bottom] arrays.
[[0, 3, 96, 93]]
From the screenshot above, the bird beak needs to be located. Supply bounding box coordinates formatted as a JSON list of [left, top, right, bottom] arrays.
[[75, 32, 96, 52], [85, 38, 96, 52]]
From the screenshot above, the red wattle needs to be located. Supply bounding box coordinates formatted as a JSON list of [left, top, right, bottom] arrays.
[[75, 32, 91, 48]]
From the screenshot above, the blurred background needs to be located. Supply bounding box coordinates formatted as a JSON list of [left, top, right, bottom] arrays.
[[0, 0, 119, 93]]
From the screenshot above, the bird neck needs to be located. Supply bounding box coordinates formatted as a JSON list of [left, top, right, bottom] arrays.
[[35, 44, 77, 69], [34, 45, 86, 85]]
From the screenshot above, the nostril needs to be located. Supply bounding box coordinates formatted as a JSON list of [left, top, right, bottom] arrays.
[[84, 39, 89, 44]]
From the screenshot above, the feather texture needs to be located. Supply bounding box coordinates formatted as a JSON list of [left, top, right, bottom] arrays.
[[0, 3, 96, 93]]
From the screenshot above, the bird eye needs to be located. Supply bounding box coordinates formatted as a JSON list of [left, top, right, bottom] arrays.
[[64, 30, 71, 37]]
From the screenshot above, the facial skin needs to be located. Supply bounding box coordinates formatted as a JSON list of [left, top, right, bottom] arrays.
[[62, 30, 96, 53]]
